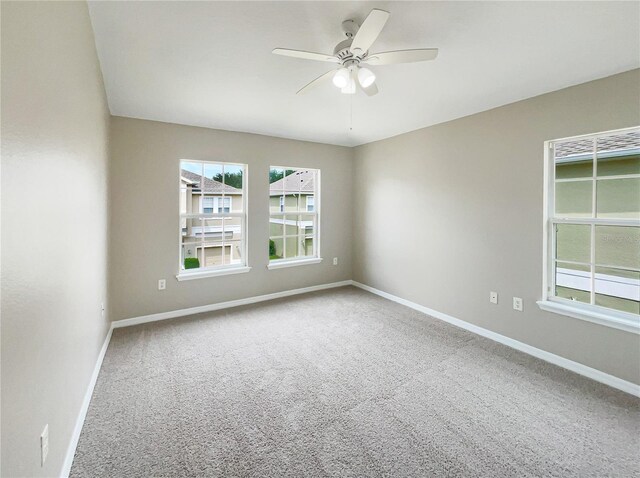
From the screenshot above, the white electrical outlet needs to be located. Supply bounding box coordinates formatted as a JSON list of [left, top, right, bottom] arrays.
[[158, 279, 166, 291], [333, 257, 338, 266], [513, 297, 523, 312], [490, 291, 498, 304], [40, 424, 49, 466]]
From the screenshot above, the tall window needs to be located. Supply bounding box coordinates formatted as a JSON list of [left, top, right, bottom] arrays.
[[543, 127, 639, 331], [179, 160, 247, 276], [268, 167, 320, 265]]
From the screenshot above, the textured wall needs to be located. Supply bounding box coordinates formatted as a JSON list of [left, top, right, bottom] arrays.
[[353, 70, 640, 384], [1, 2, 111, 476], [109, 117, 353, 321]]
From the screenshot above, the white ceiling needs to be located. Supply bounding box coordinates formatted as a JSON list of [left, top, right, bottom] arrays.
[[88, 1, 639, 147]]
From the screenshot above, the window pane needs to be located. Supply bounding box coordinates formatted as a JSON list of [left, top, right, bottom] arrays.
[[269, 167, 284, 186], [283, 215, 298, 236], [301, 237, 315, 257], [556, 224, 591, 263], [182, 217, 203, 239], [285, 236, 299, 259], [595, 226, 640, 270], [269, 195, 284, 214], [555, 261, 591, 304], [202, 218, 223, 241], [555, 138, 593, 161], [269, 168, 284, 213], [202, 163, 223, 193], [555, 181, 592, 217], [597, 130, 640, 166], [181, 161, 204, 190], [202, 243, 224, 268], [180, 186, 189, 215], [222, 217, 241, 241], [223, 164, 243, 189], [596, 178, 640, 219], [597, 154, 640, 177], [223, 165, 244, 212], [181, 242, 201, 270], [555, 158, 593, 180], [226, 240, 243, 265], [299, 214, 316, 236], [269, 215, 284, 237], [284, 193, 300, 213], [269, 237, 283, 259], [594, 267, 640, 315]]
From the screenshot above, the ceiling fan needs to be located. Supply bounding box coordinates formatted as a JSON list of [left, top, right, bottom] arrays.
[[273, 9, 438, 96]]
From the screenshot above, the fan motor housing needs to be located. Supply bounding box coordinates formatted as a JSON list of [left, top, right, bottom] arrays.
[[333, 39, 353, 61]]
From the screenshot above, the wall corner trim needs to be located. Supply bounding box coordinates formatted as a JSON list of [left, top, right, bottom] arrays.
[[60, 325, 113, 478], [351, 281, 640, 398]]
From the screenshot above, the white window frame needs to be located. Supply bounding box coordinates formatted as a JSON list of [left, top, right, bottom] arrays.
[[268, 167, 322, 270], [177, 160, 250, 280], [538, 126, 640, 334], [306, 195, 315, 212]]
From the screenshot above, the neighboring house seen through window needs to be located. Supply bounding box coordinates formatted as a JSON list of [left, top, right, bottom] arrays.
[[179, 160, 247, 276], [540, 127, 640, 332], [269, 167, 320, 265]]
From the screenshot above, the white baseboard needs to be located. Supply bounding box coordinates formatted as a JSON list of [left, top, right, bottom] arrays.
[[60, 324, 114, 478], [112, 280, 353, 329], [351, 281, 640, 398]]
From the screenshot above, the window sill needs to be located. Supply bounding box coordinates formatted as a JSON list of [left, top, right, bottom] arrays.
[[267, 257, 323, 270], [537, 300, 639, 334], [176, 266, 251, 281]]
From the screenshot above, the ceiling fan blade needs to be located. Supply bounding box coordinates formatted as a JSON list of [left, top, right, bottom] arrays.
[[296, 69, 337, 95], [363, 48, 439, 65], [272, 48, 338, 63], [350, 9, 390, 56]]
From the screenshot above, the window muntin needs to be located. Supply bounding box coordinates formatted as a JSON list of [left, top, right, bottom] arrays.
[[547, 128, 640, 322], [179, 160, 246, 274], [269, 167, 319, 262]]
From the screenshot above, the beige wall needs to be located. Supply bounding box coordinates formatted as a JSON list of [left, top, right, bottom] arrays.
[[109, 116, 352, 321], [1, 2, 111, 477], [353, 69, 640, 384]]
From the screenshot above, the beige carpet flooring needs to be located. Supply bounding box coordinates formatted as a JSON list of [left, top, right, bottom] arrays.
[[71, 286, 640, 477]]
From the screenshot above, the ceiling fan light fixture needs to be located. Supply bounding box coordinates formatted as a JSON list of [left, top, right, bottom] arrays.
[[357, 67, 376, 88], [332, 68, 350, 88], [341, 78, 356, 95]]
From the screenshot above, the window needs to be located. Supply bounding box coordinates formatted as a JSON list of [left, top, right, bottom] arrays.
[[268, 167, 320, 268], [178, 160, 249, 279], [202, 197, 214, 213], [201, 196, 231, 214], [540, 127, 640, 332]]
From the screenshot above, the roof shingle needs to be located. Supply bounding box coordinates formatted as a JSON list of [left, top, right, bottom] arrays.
[[181, 169, 242, 193]]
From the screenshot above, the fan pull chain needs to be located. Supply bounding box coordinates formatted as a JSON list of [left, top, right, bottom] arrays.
[[350, 91, 353, 131]]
